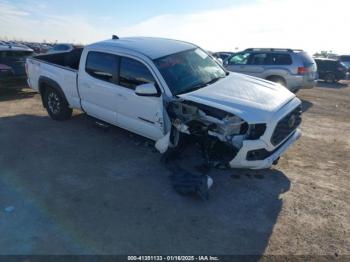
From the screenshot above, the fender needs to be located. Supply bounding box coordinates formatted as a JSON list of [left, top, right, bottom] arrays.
[[38, 76, 69, 107]]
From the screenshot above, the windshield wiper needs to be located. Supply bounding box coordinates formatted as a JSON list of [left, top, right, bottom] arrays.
[[176, 83, 208, 95], [176, 75, 226, 95], [205, 75, 226, 85]]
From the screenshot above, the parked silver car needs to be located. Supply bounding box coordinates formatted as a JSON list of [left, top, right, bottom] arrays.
[[224, 48, 318, 92]]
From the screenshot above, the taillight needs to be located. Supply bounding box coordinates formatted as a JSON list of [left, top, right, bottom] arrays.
[[298, 67, 309, 74]]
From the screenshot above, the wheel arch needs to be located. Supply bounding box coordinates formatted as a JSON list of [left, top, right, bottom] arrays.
[[265, 75, 287, 85], [38, 76, 69, 108]]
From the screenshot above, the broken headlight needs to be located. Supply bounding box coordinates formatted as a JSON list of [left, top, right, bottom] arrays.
[[219, 115, 248, 136]]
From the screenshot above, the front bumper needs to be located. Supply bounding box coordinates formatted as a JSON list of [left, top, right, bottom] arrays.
[[229, 129, 301, 169]]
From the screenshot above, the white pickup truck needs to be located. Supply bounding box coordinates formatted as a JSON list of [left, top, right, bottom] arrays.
[[26, 36, 302, 169]]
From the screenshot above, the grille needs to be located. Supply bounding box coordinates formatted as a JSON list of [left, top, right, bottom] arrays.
[[271, 105, 302, 145]]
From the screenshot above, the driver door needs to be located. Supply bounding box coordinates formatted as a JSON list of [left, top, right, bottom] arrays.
[[112, 56, 164, 141]]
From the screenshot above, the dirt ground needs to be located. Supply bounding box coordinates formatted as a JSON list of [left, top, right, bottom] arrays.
[[0, 81, 349, 256]]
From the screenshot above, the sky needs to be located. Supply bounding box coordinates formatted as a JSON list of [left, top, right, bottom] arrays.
[[0, 0, 349, 55]]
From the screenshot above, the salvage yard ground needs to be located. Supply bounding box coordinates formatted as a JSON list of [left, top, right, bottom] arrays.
[[0, 81, 349, 255]]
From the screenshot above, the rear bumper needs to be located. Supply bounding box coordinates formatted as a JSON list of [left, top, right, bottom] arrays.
[[287, 75, 317, 90], [229, 129, 301, 169]]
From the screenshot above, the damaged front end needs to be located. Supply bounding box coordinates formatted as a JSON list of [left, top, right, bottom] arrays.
[[155, 99, 266, 168]]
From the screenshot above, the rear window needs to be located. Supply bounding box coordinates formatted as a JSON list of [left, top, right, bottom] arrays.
[[85, 51, 118, 83], [315, 59, 337, 69]]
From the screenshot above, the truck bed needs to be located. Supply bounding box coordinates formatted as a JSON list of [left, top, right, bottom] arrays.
[[34, 48, 83, 70], [26, 48, 84, 110]]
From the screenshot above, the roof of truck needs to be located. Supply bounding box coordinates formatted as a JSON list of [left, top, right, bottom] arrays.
[[88, 37, 196, 59]]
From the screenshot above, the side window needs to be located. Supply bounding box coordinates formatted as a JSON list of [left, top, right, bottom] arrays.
[[249, 53, 268, 65], [269, 53, 292, 65], [85, 51, 118, 83], [119, 57, 155, 89], [228, 52, 250, 65]]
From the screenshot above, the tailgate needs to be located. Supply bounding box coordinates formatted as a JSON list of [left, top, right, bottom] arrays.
[[26, 58, 41, 90]]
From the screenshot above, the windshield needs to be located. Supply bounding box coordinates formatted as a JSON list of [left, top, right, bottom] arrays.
[[341, 61, 350, 68], [154, 48, 227, 95]]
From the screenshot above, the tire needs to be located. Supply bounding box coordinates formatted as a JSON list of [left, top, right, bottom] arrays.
[[324, 73, 336, 83], [266, 76, 287, 87], [43, 87, 72, 120]]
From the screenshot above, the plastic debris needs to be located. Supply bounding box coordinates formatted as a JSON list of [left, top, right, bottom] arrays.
[[94, 121, 110, 131], [170, 170, 213, 200], [155, 132, 170, 153]]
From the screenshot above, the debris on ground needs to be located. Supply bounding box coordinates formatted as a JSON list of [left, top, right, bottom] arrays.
[[170, 170, 213, 200], [93, 120, 110, 131]]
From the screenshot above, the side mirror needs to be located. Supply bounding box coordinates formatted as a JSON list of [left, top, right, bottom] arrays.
[[223, 59, 229, 66], [135, 83, 159, 97]]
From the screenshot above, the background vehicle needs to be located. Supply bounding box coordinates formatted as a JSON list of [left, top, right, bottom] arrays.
[[25, 43, 51, 54], [0, 45, 33, 89], [47, 43, 84, 54], [338, 55, 350, 77], [212, 51, 235, 61], [224, 48, 318, 92], [314, 58, 348, 83], [26, 37, 302, 169]]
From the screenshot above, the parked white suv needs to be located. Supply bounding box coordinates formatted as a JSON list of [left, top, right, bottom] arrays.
[[224, 48, 318, 92], [26, 37, 302, 169]]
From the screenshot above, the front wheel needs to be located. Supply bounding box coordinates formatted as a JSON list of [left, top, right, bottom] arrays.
[[43, 87, 72, 120]]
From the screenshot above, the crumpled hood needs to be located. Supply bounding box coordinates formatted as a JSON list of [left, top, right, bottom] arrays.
[[178, 73, 296, 123]]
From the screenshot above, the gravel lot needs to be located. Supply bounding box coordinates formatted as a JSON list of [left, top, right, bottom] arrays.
[[0, 81, 349, 256]]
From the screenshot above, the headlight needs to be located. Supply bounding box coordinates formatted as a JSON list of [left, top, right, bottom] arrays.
[[220, 115, 248, 136]]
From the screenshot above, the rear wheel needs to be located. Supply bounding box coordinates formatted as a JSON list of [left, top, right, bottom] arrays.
[[43, 87, 72, 120]]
